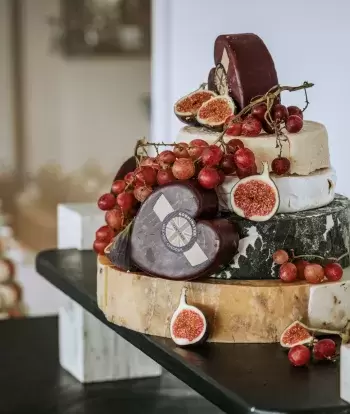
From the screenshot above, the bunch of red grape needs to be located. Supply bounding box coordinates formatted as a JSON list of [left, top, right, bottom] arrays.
[[272, 249, 343, 284], [288, 338, 337, 367]]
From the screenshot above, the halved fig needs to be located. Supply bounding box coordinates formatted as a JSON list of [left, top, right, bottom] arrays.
[[174, 89, 217, 125], [197, 96, 236, 130], [230, 161, 279, 221], [170, 288, 208, 347], [280, 321, 314, 348]]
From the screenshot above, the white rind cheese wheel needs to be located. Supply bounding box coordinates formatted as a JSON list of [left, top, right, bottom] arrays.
[[217, 168, 337, 213], [176, 121, 330, 176]]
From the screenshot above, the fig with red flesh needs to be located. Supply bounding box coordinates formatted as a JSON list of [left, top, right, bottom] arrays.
[[280, 321, 314, 348], [170, 288, 208, 347], [230, 161, 279, 222], [174, 89, 217, 125], [196, 96, 236, 130]]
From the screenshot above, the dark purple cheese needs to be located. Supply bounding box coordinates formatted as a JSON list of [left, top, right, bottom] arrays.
[[213, 33, 278, 109], [130, 181, 239, 281]]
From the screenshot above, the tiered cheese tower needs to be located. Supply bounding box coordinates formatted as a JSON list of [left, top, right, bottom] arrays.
[[96, 33, 350, 344]]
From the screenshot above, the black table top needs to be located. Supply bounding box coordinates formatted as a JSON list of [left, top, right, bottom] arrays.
[[36, 249, 350, 414], [0, 316, 221, 414]]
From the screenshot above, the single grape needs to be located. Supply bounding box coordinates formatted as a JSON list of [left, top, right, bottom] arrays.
[[188, 139, 209, 160], [261, 119, 275, 135], [140, 157, 156, 167], [272, 157, 291, 175], [241, 115, 262, 137], [324, 262, 343, 282], [172, 158, 195, 180], [157, 150, 176, 167], [105, 208, 123, 231], [111, 180, 126, 195], [220, 154, 236, 175], [93, 239, 109, 255], [98, 193, 116, 211], [233, 148, 255, 170], [236, 164, 257, 179], [198, 167, 221, 189], [135, 166, 157, 186], [225, 115, 243, 136], [288, 345, 311, 367], [95, 225, 115, 242], [116, 192, 136, 212], [304, 264, 324, 284], [279, 262, 298, 282], [173, 142, 190, 158], [157, 169, 176, 185], [272, 104, 289, 122], [226, 138, 244, 154], [287, 106, 303, 119], [294, 260, 309, 279], [251, 103, 267, 121], [313, 339, 336, 360], [124, 172, 135, 185], [286, 115, 303, 133], [201, 145, 223, 167], [134, 186, 153, 202], [272, 249, 289, 265]]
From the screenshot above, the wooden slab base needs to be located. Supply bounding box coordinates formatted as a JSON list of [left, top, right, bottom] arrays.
[[97, 256, 315, 343]]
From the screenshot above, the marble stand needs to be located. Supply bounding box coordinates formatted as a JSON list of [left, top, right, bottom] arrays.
[[57, 203, 162, 383]]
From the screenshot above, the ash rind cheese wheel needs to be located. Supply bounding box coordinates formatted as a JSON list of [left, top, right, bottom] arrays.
[[214, 33, 278, 109], [130, 181, 239, 281]]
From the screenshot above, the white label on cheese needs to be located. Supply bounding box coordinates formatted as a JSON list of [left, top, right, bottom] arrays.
[[221, 47, 230, 73]]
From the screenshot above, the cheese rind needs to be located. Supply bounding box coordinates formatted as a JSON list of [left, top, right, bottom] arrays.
[[176, 121, 330, 175], [217, 168, 337, 213]]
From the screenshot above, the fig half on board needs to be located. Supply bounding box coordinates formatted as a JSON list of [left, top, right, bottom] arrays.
[[196, 96, 236, 130], [174, 89, 216, 125]]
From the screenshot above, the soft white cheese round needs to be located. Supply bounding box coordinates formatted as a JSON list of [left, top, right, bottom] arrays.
[[176, 121, 330, 176], [217, 168, 337, 213]]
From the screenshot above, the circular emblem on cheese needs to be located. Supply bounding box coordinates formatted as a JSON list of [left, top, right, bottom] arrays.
[[161, 211, 197, 253]]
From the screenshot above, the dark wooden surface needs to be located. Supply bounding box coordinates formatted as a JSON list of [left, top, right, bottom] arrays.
[[0, 316, 222, 414], [35, 249, 350, 414]]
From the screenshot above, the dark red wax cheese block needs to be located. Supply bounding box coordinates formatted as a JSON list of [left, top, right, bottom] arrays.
[[130, 181, 239, 281], [214, 33, 278, 109]]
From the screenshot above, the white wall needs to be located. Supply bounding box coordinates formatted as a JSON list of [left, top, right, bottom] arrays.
[[0, 0, 15, 173], [152, 0, 350, 196], [23, 0, 150, 175]]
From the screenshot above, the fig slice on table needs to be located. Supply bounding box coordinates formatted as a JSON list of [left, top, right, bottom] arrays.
[[230, 161, 279, 222], [174, 89, 217, 125], [170, 288, 208, 347], [280, 321, 314, 348], [196, 96, 236, 130]]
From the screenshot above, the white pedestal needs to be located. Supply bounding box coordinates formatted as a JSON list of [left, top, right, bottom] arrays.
[[341, 343, 350, 403], [57, 202, 162, 383]]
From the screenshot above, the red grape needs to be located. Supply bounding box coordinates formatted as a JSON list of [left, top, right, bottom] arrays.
[[135, 166, 157, 186], [286, 115, 303, 133], [242, 116, 262, 137], [236, 164, 257, 179], [173, 142, 190, 158], [287, 106, 303, 119], [233, 148, 255, 170], [251, 103, 267, 121], [134, 186, 153, 202], [304, 264, 324, 284], [157, 169, 176, 185], [261, 119, 276, 135], [272, 157, 291, 175], [225, 115, 243, 136], [272, 104, 289, 122], [157, 150, 176, 167], [220, 154, 236, 175], [324, 262, 343, 282], [105, 208, 123, 231], [288, 345, 311, 367], [313, 339, 336, 360], [124, 172, 135, 185], [279, 262, 298, 282], [201, 145, 223, 167], [172, 158, 195, 180], [198, 167, 221, 189], [294, 260, 309, 279], [98, 193, 116, 211], [116, 192, 136, 212], [140, 157, 156, 167], [95, 225, 115, 242], [93, 239, 109, 255], [272, 250, 289, 265], [111, 180, 126, 194], [226, 138, 244, 154], [188, 139, 209, 160]]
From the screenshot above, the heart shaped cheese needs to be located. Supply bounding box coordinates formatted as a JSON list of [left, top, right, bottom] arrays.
[[130, 181, 239, 281]]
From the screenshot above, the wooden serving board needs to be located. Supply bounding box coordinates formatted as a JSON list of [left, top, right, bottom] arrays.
[[97, 255, 313, 343]]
